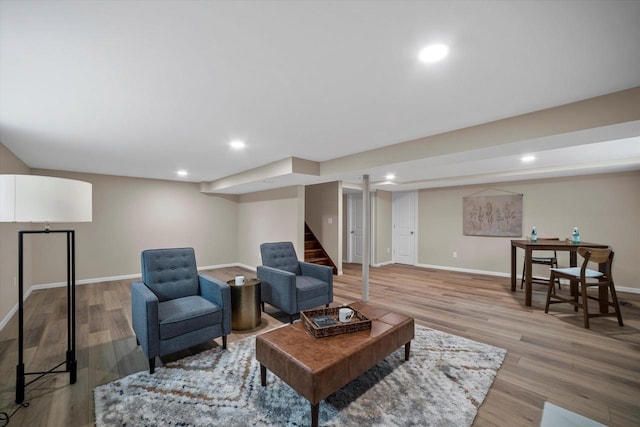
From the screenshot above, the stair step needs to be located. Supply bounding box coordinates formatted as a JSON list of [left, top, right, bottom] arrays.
[[305, 248, 324, 256], [305, 257, 332, 265], [305, 241, 321, 249], [304, 222, 338, 275]]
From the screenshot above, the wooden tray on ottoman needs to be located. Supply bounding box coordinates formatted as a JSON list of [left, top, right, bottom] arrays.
[[300, 305, 372, 338]]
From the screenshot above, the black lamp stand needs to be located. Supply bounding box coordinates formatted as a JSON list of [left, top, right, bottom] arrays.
[[15, 229, 77, 404]]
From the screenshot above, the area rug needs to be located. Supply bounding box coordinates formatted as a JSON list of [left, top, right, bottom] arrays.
[[94, 325, 506, 426]]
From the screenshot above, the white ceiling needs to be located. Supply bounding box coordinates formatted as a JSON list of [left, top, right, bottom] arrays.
[[1, 0, 639, 194]]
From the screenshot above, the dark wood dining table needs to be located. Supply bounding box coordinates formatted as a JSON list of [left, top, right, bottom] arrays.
[[510, 239, 611, 310]]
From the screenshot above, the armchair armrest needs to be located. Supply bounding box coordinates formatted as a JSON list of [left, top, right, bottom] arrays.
[[199, 274, 232, 335], [300, 262, 333, 283], [131, 281, 160, 358], [257, 265, 297, 313], [300, 262, 333, 301]]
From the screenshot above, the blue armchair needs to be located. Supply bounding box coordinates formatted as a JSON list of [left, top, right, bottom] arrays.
[[131, 247, 231, 373], [257, 242, 333, 323]]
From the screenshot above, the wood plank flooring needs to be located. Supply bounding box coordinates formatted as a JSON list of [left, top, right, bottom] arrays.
[[0, 263, 638, 426]]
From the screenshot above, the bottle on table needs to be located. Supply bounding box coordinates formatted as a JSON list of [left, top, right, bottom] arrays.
[[572, 227, 580, 244], [531, 226, 537, 242]]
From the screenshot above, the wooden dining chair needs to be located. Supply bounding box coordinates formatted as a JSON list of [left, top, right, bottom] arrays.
[[544, 247, 623, 329], [521, 237, 561, 290]]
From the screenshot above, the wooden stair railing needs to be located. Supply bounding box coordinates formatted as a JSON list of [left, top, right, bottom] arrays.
[[304, 223, 337, 275]]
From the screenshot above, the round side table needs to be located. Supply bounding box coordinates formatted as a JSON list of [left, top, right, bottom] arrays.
[[226, 278, 262, 330]]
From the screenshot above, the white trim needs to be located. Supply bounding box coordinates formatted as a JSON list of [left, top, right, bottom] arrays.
[[0, 262, 257, 332], [372, 260, 395, 268], [617, 286, 640, 294], [392, 190, 418, 265], [416, 263, 640, 294], [0, 304, 18, 331], [416, 263, 508, 277], [228, 263, 256, 272], [3, 261, 636, 331]]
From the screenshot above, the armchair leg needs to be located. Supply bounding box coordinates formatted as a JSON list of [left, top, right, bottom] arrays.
[[149, 357, 155, 374], [261, 302, 265, 312], [222, 335, 227, 350], [289, 314, 294, 324], [326, 304, 330, 308], [136, 337, 140, 346]]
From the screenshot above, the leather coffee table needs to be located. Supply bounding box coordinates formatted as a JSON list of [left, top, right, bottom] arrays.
[[255, 302, 414, 427]]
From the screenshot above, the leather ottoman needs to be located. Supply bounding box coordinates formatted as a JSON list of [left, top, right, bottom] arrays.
[[255, 302, 414, 427]]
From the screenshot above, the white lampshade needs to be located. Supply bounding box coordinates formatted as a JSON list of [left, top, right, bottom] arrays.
[[0, 174, 92, 223]]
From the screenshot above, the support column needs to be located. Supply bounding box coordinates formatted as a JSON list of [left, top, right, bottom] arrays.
[[362, 174, 370, 302]]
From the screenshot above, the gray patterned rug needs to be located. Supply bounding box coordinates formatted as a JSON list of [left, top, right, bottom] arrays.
[[94, 325, 506, 426]]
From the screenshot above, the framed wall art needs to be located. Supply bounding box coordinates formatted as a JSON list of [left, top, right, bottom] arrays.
[[463, 191, 522, 237]]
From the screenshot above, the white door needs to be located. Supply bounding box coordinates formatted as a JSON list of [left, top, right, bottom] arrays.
[[393, 191, 417, 265], [348, 193, 363, 263]]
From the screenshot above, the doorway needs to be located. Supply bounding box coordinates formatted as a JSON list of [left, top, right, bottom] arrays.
[[392, 191, 417, 265], [347, 193, 363, 263]]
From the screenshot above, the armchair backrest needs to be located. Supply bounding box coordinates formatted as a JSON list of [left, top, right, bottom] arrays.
[[141, 247, 199, 302], [260, 242, 302, 275]]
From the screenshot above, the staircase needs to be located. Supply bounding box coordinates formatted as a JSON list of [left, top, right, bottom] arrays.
[[304, 223, 337, 275]]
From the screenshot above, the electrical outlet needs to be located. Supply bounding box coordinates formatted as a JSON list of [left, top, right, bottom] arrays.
[[452, 251, 458, 258]]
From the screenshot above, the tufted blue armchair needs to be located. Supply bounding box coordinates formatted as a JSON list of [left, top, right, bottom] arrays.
[[257, 242, 333, 323], [131, 248, 231, 373]]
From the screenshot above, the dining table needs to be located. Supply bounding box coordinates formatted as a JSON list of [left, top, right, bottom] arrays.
[[510, 239, 611, 310]]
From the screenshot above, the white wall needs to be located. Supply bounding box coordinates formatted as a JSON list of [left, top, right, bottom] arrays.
[[0, 143, 32, 325], [418, 171, 640, 289], [237, 186, 305, 268], [27, 170, 239, 286], [374, 190, 393, 265]]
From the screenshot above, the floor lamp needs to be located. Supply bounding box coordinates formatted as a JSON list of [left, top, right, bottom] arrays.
[[0, 174, 92, 404]]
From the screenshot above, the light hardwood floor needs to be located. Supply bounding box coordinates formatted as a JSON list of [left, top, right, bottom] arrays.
[[1, 263, 639, 426]]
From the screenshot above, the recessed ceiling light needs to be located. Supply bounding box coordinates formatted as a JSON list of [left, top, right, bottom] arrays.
[[385, 174, 395, 180], [229, 140, 246, 150], [176, 169, 188, 177], [418, 44, 449, 63], [521, 155, 536, 163]]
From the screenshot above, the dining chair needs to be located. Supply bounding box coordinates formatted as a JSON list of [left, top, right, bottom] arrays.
[[521, 237, 561, 290], [544, 247, 623, 329]]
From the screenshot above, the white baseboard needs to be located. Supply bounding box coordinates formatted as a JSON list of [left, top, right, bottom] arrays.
[[614, 285, 640, 294], [3, 261, 637, 331], [415, 263, 510, 278], [0, 262, 253, 332], [415, 263, 640, 294], [226, 263, 256, 272], [372, 260, 395, 268], [0, 304, 18, 332]]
